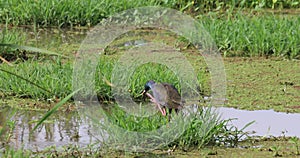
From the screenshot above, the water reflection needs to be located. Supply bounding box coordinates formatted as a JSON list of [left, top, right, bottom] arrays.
[[0, 107, 100, 150]]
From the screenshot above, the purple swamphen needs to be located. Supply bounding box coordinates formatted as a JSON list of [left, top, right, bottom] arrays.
[[141, 80, 184, 120]]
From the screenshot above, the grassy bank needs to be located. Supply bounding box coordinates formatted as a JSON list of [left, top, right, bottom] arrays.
[[96, 105, 250, 150], [0, 0, 299, 27], [201, 14, 300, 58]]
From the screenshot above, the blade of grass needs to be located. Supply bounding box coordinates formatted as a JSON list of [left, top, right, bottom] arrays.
[[31, 88, 82, 132]]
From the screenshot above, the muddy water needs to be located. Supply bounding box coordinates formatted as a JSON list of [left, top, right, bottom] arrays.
[[1, 106, 300, 150]]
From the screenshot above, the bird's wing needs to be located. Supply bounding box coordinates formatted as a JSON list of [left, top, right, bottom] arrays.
[[152, 83, 168, 106], [162, 83, 183, 109]]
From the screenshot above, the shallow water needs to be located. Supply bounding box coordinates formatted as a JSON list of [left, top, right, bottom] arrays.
[[1, 106, 300, 150], [218, 107, 300, 138], [0, 107, 100, 150], [22, 27, 87, 46]]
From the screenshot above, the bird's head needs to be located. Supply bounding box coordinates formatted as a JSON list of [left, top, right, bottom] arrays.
[[141, 80, 155, 95]]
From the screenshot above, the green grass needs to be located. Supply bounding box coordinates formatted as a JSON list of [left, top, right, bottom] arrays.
[[1, 148, 31, 158], [76, 104, 252, 151], [0, 59, 72, 100], [201, 13, 300, 58], [2, 9, 299, 61], [0, 55, 206, 101], [0, 11, 299, 102], [0, 28, 27, 61], [0, 0, 162, 27], [0, 0, 299, 27], [1, 12, 300, 101], [96, 60, 204, 99], [0, 28, 26, 47], [1, 103, 299, 157], [95, 59, 182, 101]]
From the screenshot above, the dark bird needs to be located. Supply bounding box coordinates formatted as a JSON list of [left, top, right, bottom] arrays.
[[141, 80, 184, 119]]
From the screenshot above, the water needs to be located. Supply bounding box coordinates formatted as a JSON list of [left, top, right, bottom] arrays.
[[1, 106, 300, 150], [0, 107, 100, 150], [218, 107, 300, 137], [23, 27, 87, 46]]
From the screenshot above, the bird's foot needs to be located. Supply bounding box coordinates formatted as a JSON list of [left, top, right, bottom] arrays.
[[161, 107, 166, 116]]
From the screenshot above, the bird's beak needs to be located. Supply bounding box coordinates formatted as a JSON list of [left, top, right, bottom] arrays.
[[141, 89, 146, 95], [136, 89, 146, 97]]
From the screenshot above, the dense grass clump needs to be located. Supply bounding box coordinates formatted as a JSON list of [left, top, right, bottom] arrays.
[[94, 105, 250, 151], [0, 0, 299, 27], [0, 0, 162, 27], [0, 28, 27, 61], [0, 59, 72, 99], [0, 28, 26, 48], [201, 13, 300, 58]]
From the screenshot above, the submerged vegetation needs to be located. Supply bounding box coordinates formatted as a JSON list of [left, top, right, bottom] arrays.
[[0, 0, 300, 157]]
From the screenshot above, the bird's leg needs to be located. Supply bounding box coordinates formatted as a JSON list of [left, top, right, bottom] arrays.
[[145, 92, 166, 116], [168, 108, 173, 121]]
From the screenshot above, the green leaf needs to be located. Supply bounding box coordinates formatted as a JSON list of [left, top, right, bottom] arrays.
[[0, 68, 51, 93]]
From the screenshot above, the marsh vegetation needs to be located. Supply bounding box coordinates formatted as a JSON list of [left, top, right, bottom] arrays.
[[0, 0, 300, 157]]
